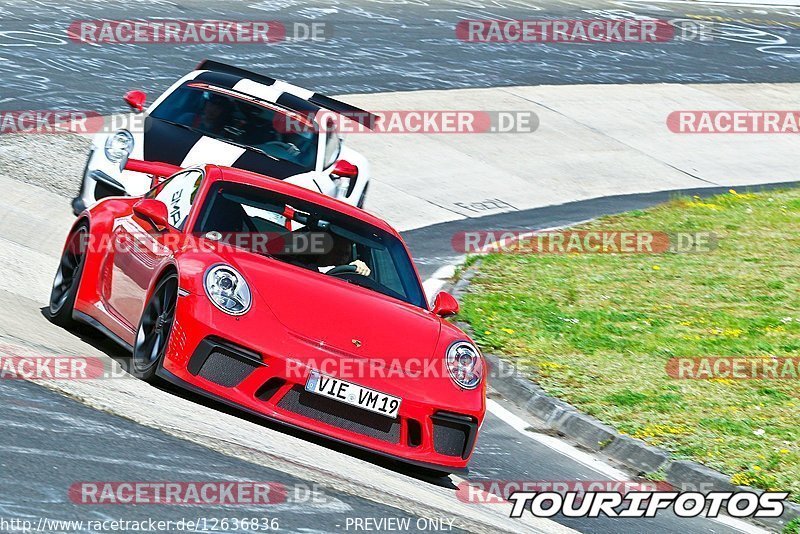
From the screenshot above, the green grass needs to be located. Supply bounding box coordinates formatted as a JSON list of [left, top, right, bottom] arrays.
[[460, 188, 799, 502]]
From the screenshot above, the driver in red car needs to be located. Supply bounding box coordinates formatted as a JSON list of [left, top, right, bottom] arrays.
[[315, 235, 371, 276], [293, 233, 372, 276]]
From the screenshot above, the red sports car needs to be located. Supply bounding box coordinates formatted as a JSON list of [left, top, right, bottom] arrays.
[[49, 159, 486, 474]]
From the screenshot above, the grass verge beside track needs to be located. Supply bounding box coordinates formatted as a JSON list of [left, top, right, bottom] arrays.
[[460, 188, 800, 502]]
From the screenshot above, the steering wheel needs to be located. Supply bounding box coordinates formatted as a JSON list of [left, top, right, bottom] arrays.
[[326, 265, 358, 276]]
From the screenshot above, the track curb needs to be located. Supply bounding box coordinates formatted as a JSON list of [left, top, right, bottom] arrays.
[[446, 262, 800, 533]]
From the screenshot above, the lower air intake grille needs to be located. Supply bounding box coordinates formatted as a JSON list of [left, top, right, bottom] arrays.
[[431, 412, 478, 459], [198, 351, 258, 387], [188, 338, 262, 387], [277, 386, 400, 443]]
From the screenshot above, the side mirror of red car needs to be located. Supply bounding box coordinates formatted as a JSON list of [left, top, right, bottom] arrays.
[[124, 90, 147, 112], [432, 291, 459, 318], [133, 199, 169, 231]]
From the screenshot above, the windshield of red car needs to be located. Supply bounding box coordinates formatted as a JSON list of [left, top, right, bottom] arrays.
[[193, 182, 427, 309], [150, 83, 318, 171]]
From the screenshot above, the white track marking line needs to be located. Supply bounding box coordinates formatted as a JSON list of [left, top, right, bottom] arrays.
[[487, 400, 629, 481], [423, 263, 459, 304], [448, 473, 577, 534], [711, 514, 773, 534]]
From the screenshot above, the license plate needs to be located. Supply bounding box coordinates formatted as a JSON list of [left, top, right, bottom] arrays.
[[304, 371, 401, 419]]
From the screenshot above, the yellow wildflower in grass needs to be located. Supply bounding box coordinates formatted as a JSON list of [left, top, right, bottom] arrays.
[[686, 200, 722, 210], [706, 327, 743, 338], [731, 472, 754, 486], [725, 190, 758, 201], [652, 265, 661, 271], [631, 423, 691, 439], [710, 378, 735, 385], [501, 328, 515, 334]]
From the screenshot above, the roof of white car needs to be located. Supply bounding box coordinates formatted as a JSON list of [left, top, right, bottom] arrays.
[[190, 60, 376, 128]]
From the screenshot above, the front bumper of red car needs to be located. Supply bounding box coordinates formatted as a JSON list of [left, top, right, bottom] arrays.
[[158, 293, 485, 473]]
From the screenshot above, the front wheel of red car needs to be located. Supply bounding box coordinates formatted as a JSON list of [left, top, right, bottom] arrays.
[[48, 222, 89, 328], [132, 273, 178, 382]]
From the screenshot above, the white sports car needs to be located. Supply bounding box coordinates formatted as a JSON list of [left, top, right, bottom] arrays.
[[72, 59, 374, 215]]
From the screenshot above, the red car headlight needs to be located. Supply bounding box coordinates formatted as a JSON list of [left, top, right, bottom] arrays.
[[446, 341, 483, 390], [204, 264, 252, 315]]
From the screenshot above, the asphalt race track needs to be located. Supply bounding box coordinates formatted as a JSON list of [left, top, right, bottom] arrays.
[[2, 0, 800, 111], [1, 0, 799, 533]]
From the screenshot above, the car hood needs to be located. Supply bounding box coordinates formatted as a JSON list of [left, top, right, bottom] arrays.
[[221, 251, 442, 362], [141, 116, 308, 180]]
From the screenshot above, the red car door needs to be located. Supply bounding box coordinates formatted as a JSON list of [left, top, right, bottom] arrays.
[[106, 169, 203, 332]]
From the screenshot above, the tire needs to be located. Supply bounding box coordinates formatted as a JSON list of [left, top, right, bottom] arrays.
[[48, 222, 89, 328], [131, 272, 178, 382]]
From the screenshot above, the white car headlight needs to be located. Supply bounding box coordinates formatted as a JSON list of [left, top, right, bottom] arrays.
[[204, 265, 251, 315], [104, 130, 134, 162], [446, 341, 483, 390]]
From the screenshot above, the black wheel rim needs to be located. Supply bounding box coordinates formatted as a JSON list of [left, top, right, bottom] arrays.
[[50, 228, 87, 314], [133, 276, 178, 374]]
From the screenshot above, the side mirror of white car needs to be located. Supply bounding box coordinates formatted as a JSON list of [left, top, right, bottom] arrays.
[[124, 90, 147, 113]]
